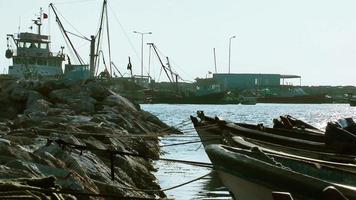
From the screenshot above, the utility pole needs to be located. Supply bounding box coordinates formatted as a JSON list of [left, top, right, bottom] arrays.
[[133, 31, 152, 77], [228, 35, 236, 74], [213, 48, 217, 73]]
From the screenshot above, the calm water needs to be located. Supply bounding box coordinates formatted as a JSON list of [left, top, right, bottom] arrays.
[[141, 104, 356, 200]]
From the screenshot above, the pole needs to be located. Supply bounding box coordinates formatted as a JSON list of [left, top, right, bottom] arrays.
[[133, 31, 152, 77], [140, 34, 144, 77], [213, 48, 217, 73], [89, 35, 96, 78], [228, 35, 236, 74]]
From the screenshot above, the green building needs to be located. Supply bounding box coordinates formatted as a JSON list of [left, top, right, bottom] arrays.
[[212, 73, 301, 91]]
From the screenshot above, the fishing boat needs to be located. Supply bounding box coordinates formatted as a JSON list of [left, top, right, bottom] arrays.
[[5, 1, 116, 81], [5, 10, 65, 79], [205, 144, 356, 200]]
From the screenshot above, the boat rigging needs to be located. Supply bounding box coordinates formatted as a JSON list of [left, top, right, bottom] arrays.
[[147, 42, 183, 90], [49, 0, 117, 79]]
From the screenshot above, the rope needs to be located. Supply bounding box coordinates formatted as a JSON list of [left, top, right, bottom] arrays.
[[159, 138, 220, 148], [107, 3, 140, 61], [20, 139, 214, 197], [158, 158, 212, 168], [48, 139, 213, 167], [161, 172, 212, 192]]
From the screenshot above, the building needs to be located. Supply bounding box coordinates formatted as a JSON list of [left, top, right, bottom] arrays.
[[212, 73, 301, 91]]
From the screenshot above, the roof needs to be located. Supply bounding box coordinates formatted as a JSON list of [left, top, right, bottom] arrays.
[[280, 74, 301, 79]]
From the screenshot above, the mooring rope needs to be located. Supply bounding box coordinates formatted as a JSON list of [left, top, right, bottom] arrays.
[[159, 138, 221, 148]]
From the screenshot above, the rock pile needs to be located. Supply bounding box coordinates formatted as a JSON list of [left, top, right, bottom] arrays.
[[0, 77, 172, 199]]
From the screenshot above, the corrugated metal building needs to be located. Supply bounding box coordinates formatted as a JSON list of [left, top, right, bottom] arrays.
[[213, 73, 300, 90]]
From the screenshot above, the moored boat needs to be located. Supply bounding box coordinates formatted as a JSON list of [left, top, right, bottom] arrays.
[[232, 136, 356, 173], [6, 13, 65, 79], [206, 144, 356, 200], [191, 111, 325, 148], [191, 111, 356, 156]]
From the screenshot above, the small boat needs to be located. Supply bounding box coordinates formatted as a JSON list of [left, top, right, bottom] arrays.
[[191, 111, 356, 156], [230, 136, 356, 164], [206, 144, 356, 200], [325, 118, 356, 152], [232, 136, 356, 173], [191, 111, 325, 148]]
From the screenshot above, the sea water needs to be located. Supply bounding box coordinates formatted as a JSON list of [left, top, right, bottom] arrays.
[[141, 104, 356, 200]]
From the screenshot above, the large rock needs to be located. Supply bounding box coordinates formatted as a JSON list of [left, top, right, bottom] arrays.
[[9, 87, 29, 102], [24, 99, 52, 115]]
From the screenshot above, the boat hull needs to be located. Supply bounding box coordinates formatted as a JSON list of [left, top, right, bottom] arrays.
[[217, 170, 274, 200], [9, 64, 62, 78], [206, 144, 356, 200]]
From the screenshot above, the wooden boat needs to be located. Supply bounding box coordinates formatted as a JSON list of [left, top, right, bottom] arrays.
[[230, 136, 356, 164], [191, 112, 325, 148], [206, 144, 356, 200], [232, 136, 356, 173], [325, 118, 356, 152], [192, 111, 356, 155]]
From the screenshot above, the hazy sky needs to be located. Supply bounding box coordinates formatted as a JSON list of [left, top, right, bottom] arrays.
[[1, 0, 356, 86]]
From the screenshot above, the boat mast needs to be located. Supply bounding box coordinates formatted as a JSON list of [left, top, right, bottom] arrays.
[[147, 43, 173, 83], [94, 0, 111, 77], [89, 35, 96, 77], [147, 43, 181, 91], [49, 3, 84, 65], [33, 8, 43, 35]]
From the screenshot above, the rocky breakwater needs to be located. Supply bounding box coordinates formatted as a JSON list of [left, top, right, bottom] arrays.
[[0, 77, 172, 199]]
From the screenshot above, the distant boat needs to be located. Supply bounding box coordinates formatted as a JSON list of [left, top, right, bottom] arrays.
[[206, 144, 356, 200], [349, 99, 356, 107], [257, 94, 332, 104]]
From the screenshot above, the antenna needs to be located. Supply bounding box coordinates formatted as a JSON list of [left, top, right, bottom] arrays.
[[18, 17, 21, 34]]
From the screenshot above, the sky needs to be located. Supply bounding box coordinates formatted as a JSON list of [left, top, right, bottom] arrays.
[[1, 0, 356, 86]]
